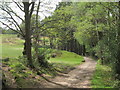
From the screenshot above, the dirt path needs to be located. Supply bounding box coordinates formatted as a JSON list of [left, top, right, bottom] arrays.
[[42, 57, 97, 88]]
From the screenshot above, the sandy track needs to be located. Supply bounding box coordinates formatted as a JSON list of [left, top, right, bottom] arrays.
[[42, 57, 97, 88]]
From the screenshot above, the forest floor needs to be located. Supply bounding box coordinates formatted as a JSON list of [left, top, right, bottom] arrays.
[[2, 56, 97, 88], [41, 57, 97, 88]]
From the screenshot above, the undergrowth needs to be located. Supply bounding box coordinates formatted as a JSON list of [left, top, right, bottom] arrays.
[[91, 60, 120, 88]]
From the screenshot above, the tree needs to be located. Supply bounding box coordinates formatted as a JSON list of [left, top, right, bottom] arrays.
[[23, 1, 35, 68], [115, 1, 120, 79], [72, 2, 120, 81], [0, 1, 35, 68], [0, 0, 61, 68], [41, 2, 85, 55]]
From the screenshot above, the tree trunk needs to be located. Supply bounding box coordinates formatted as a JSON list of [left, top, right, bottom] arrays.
[[49, 37, 53, 49], [82, 45, 86, 56], [23, 2, 33, 68], [115, 1, 120, 78]]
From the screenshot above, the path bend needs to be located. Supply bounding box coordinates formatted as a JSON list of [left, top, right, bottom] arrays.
[[42, 57, 97, 88]]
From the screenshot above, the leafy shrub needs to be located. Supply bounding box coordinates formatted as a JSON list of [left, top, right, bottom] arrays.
[[113, 79, 120, 88], [17, 56, 28, 67]]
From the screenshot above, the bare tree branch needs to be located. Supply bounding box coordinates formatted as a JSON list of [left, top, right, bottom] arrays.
[[6, 5, 25, 23], [0, 6, 24, 35], [29, 2, 35, 18], [0, 5, 25, 36], [13, 0, 24, 12], [36, 1, 41, 27], [7, 19, 20, 30], [0, 21, 23, 36]]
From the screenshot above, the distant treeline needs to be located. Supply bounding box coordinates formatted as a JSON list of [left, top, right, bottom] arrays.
[[0, 27, 17, 34]]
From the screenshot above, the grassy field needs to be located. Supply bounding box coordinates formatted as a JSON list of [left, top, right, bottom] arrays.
[[1, 34, 83, 66], [0, 34, 24, 59], [91, 60, 117, 88]]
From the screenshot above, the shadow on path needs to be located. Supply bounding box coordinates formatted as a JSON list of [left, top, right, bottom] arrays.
[[41, 57, 97, 88]]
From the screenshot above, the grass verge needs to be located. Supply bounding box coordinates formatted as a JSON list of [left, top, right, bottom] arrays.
[[91, 60, 117, 88], [50, 50, 84, 66]]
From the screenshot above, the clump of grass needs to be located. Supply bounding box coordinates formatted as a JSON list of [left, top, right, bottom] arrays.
[[50, 50, 84, 66], [91, 60, 116, 88]]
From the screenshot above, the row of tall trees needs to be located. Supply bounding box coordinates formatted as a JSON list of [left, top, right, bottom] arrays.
[[41, 2, 120, 81], [41, 2, 86, 55], [72, 2, 120, 79]]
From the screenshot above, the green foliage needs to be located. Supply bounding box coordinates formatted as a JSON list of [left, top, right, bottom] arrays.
[[73, 2, 119, 71], [1, 29, 17, 34], [38, 48, 53, 58], [17, 56, 28, 66], [6, 58, 32, 79], [70, 2, 120, 86], [32, 48, 53, 68], [91, 60, 117, 88], [9, 63, 38, 87], [41, 3, 76, 50]]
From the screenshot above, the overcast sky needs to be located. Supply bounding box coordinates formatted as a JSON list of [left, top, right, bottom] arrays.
[[0, 0, 62, 28]]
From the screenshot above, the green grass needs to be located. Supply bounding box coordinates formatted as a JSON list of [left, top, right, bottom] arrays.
[[50, 51, 84, 66], [1, 34, 84, 66], [91, 60, 116, 88], [0, 34, 24, 59], [1, 44, 23, 58]]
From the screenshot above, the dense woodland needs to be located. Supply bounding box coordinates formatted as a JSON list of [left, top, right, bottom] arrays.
[[0, 1, 120, 88]]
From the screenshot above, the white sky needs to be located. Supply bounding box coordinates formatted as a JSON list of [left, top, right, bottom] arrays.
[[0, 0, 119, 2], [0, 0, 62, 28]]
